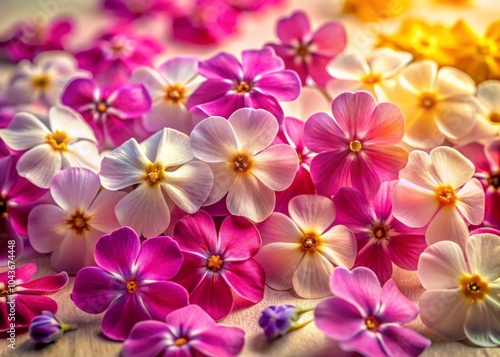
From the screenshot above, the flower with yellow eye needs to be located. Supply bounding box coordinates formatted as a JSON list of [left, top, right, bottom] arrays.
[[418, 233, 500, 347]]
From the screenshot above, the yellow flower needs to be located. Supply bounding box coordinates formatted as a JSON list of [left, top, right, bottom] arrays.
[[434, 0, 474, 4], [342, 0, 410, 22]]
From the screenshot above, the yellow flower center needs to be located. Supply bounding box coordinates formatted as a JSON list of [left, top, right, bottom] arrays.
[[126, 280, 139, 293], [460, 274, 489, 301], [96, 102, 108, 113], [488, 173, 500, 189], [365, 316, 380, 332], [232, 154, 252, 173], [66, 210, 91, 235], [144, 163, 165, 185], [418, 92, 438, 110], [361, 73, 382, 86], [235, 81, 252, 93], [0, 197, 7, 217], [46, 130, 70, 152], [32, 74, 51, 90], [434, 184, 458, 207], [476, 38, 497, 56], [302, 234, 319, 251], [295, 43, 309, 58], [165, 84, 187, 104], [207, 255, 223, 272], [488, 112, 500, 124], [175, 337, 188, 346], [372, 224, 388, 240], [349, 140, 363, 152]]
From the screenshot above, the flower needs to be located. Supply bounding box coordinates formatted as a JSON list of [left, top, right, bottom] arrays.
[[392, 146, 485, 248], [333, 182, 427, 284], [103, 0, 172, 19], [28, 167, 125, 274], [0, 155, 46, 266], [122, 305, 245, 357], [326, 48, 412, 102], [0, 106, 100, 188], [391, 60, 477, 149], [457, 138, 500, 228], [0, 263, 68, 334], [100, 128, 213, 237], [342, 0, 410, 22], [29, 311, 77, 344], [304, 91, 408, 199], [266, 11, 346, 87], [71, 226, 189, 341], [3, 52, 89, 108], [131, 56, 204, 134], [187, 48, 301, 123], [255, 194, 356, 298], [172, 211, 265, 320], [259, 305, 313, 341], [227, 0, 282, 11], [0, 18, 73, 62], [418, 233, 500, 347], [189, 108, 298, 222], [61, 77, 151, 150], [315, 267, 431, 356]]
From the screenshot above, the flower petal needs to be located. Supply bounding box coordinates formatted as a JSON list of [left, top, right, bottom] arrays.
[[455, 178, 485, 225], [0, 112, 49, 150], [354, 240, 393, 284], [436, 67, 476, 99], [254, 70, 301, 102], [380, 279, 418, 324], [319, 225, 357, 268], [27, 204, 67, 254], [464, 297, 500, 347], [332, 187, 374, 230], [391, 179, 438, 227], [122, 321, 170, 357], [136, 237, 183, 281], [198, 52, 241, 81], [138, 281, 188, 321], [399, 60, 438, 94], [166, 304, 216, 331], [158, 56, 199, 85], [222, 259, 265, 304], [426, 207, 469, 248], [327, 52, 370, 80], [242, 48, 284, 79], [50, 167, 100, 213], [251, 144, 298, 191], [362, 102, 405, 145], [276, 11, 310, 44], [12, 295, 58, 328], [339, 330, 386, 356], [309, 150, 352, 197], [219, 215, 261, 260], [314, 296, 364, 340], [257, 212, 303, 245], [189, 272, 234, 321], [16, 144, 62, 188], [288, 194, 335, 235], [190, 115, 238, 162], [387, 232, 427, 271], [434, 99, 477, 141], [292, 250, 334, 298], [254, 243, 303, 290], [466, 234, 500, 282], [303, 112, 348, 153], [191, 325, 245, 357], [49, 105, 96, 143], [153, 128, 193, 168], [86, 189, 126, 233], [379, 325, 431, 357], [17, 272, 68, 294]]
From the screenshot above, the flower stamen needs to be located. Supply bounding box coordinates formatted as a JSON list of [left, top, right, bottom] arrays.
[[232, 154, 252, 173], [372, 224, 388, 240], [487, 173, 500, 189], [488, 112, 500, 124], [164, 84, 186, 104], [144, 163, 165, 185], [126, 280, 139, 293], [235, 81, 252, 93], [434, 184, 457, 207], [361, 73, 382, 86], [460, 274, 489, 301], [207, 255, 223, 272], [302, 234, 318, 250], [349, 140, 362, 152], [96, 102, 108, 113], [66, 210, 91, 235], [418, 92, 438, 110], [175, 337, 188, 346], [46, 130, 70, 152], [32, 74, 51, 90], [295, 43, 309, 58], [0, 197, 7, 217], [365, 316, 380, 331]]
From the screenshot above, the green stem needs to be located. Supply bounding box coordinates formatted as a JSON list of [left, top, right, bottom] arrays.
[[61, 323, 78, 332], [296, 306, 315, 314], [288, 319, 314, 333]]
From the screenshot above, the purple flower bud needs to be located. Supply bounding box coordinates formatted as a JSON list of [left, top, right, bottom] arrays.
[[29, 311, 77, 344], [258, 305, 298, 341]]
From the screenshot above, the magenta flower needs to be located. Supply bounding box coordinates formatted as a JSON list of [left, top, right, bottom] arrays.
[[187, 48, 301, 123], [172, 211, 265, 320], [1, 155, 46, 266], [333, 182, 427, 284], [315, 267, 431, 357], [75, 26, 162, 86], [122, 305, 245, 357], [71, 226, 189, 341], [0, 18, 73, 62], [304, 91, 408, 198], [267, 11, 346, 87], [457, 138, 500, 228], [103, 0, 172, 19], [0, 263, 68, 334], [61, 77, 151, 150], [227, 0, 283, 11]]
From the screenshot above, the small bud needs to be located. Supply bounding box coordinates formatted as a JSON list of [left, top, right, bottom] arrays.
[[29, 311, 77, 344], [258, 305, 313, 341]]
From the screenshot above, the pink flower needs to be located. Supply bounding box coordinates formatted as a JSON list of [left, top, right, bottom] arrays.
[[457, 138, 500, 228], [71, 226, 189, 341], [61, 77, 151, 150], [227, 0, 283, 11], [392, 146, 485, 248], [100, 128, 213, 237], [172, 211, 265, 320], [122, 305, 245, 357], [304, 91, 408, 198], [418, 233, 500, 347], [0, 263, 68, 335], [0, 18, 73, 62], [255, 194, 356, 298], [333, 182, 427, 284], [187, 48, 301, 123], [28, 168, 125, 274], [267, 11, 346, 87], [189, 108, 298, 222], [315, 267, 431, 357], [103, 0, 172, 19], [0, 155, 46, 266], [75, 26, 163, 86]]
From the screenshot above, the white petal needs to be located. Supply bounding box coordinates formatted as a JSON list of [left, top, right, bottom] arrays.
[[227, 173, 275, 222], [368, 48, 413, 78], [131, 66, 167, 99], [399, 60, 438, 94], [477, 80, 500, 112], [86, 189, 127, 233], [228, 108, 279, 156], [115, 183, 170, 238], [251, 144, 298, 191], [292, 250, 334, 298], [162, 161, 213, 213], [153, 128, 193, 167], [50, 229, 98, 274], [143, 101, 192, 134], [0, 112, 49, 150], [436, 67, 476, 99], [257, 213, 303, 245], [318, 225, 356, 268], [49, 105, 97, 143], [288, 195, 335, 235], [254, 243, 304, 291], [158, 56, 199, 85], [456, 179, 485, 225], [398, 150, 440, 190], [62, 142, 101, 172], [203, 162, 236, 206], [465, 299, 500, 347], [50, 167, 100, 213], [417, 240, 467, 290], [465, 234, 500, 283], [430, 146, 475, 188], [391, 179, 438, 227], [426, 207, 469, 248], [326, 52, 369, 80], [16, 144, 62, 188], [325, 79, 364, 100], [5, 73, 36, 105], [190, 116, 238, 162], [435, 99, 477, 140], [27, 204, 68, 253]]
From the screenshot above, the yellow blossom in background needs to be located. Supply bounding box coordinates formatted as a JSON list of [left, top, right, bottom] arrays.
[[342, 0, 410, 22], [434, 0, 474, 4]]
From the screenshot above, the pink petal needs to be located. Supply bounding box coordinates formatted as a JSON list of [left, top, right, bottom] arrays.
[[303, 112, 348, 153], [190, 115, 238, 162], [312, 21, 346, 57], [332, 187, 374, 230], [222, 259, 265, 304], [314, 296, 364, 340], [136, 237, 183, 281], [391, 179, 438, 228], [362, 102, 405, 145], [455, 142, 490, 173], [173, 211, 217, 255], [219, 215, 261, 260], [244, 90, 285, 124], [371, 181, 397, 222], [196, 93, 245, 120], [251, 144, 298, 191], [112, 84, 152, 117], [380, 279, 418, 324], [485, 192, 500, 226], [339, 330, 386, 356], [277, 11, 310, 44], [330, 91, 377, 137], [191, 325, 245, 357], [17, 272, 68, 294], [425, 207, 469, 248], [387, 233, 427, 271], [50, 229, 101, 274], [485, 138, 500, 170], [27, 204, 67, 254], [309, 150, 352, 197], [292, 250, 334, 298], [379, 325, 431, 357], [13, 295, 58, 327], [139, 281, 188, 321], [122, 321, 170, 357], [257, 213, 303, 245], [354, 240, 392, 284], [456, 178, 485, 225], [186, 79, 233, 109], [198, 52, 241, 81], [166, 304, 216, 331], [282, 116, 305, 150], [275, 166, 315, 215], [189, 272, 234, 321], [307, 55, 334, 87], [1, 263, 36, 285], [61, 78, 96, 111], [288, 194, 335, 235], [50, 167, 100, 213], [319, 225, 357, 268], [254, 70, 301, 102], [86, 189, 126, 233], [398, 150, 440, 190], [170, 251, 207, 293], [242, 48, 284, 79]]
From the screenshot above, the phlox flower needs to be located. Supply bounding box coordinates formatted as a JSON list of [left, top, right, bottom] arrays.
[[71, 226, 189, 341], [122, 305, 245, 357], [457, 138, 500, 228], [28, 311, 76, 344], [187, 48, 301, 123], [189, 108, 298, 222], [315, 267, 431, 357], [131, 56, 204, 134], [255, 194, 356, 298], [0, 263, 68, 335], [334, 182, 427, 284], [100, 128, 213, 237], [172, 211, 265, 320], [0, 106, 100, 188], [392, 60, 478, 149], [103, 0, 172, 19], [61, 77, 151, 150], [4, 52, 89, 108], [304, 91, 408, 199], [418, 233, 500, 347], [392, 146, 485, 248], [327, 48, 412, 102], [342, 0, 410, 22], [267, 11, 346, 87], [228, 0, 282, 11], [28, 168, 125, 274]]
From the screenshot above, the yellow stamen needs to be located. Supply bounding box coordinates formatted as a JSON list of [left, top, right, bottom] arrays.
[[126, 280, 139, 293], [488, 112, 500, 124], [144, 163, 165, 185], [66, 210, 91, 235], [97, 102, 108, 113], [175, 337, 188, 346], [418, 92, 438, 110], [302, 234, 319, 251], [460, 274, 489, 301], [207, 255, 223, 272], [361, 73, 382, 86], [365, 316, 380, 331], [232, 154, 252, 173], [434, 184, 457, 207], [32, 74, 51, 90], [295, 43, 309, 58], [349, 140, 362, 152], [46, 130, 70, 152], [165, 84, 187, 104], [0, 197, 7, 217], [235, 81, 251, 93], [488, 173, 500, 189], [372, 224, 388, 240]]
